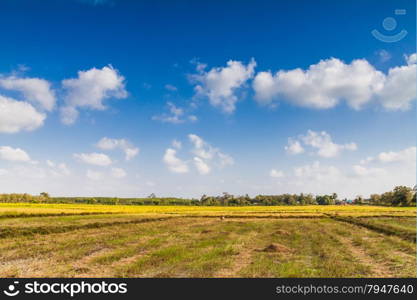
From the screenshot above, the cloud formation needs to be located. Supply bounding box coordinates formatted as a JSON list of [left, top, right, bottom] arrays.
[[360, 146, 416, 165], [0, 75, 55, 111], [96, 137, 139, 161], [285, 130, 357, 158], [74, 152, 112, 166], [188, 134, 234, 171], [191, 59, 256, 113], [253, 54, 416, 111], [163, 134, 234, 175], [60, 66, 127, 124], [163, 148, 189, 174], [0, 146, 31, 162], [152, 102, 197, 124], [0, 95, 45, 133]]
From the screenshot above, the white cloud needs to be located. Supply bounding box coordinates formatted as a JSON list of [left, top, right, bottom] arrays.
[[152, 102, 197, 124], [352, 165, 387, 177], [86, 169, 103, 180], [377, 147, 416, 164], [406, 53, 417, 65], [193, 157, 211, 175], [187, 134, 234, 174], [0, 95, 45, 133], [286, 130, 357, 158], [270, 169, 284, 178], [74, 152, 112, 166], [60, 65, 127, 124], [301, 130, 357, 158], [165, 84, 178, 91], [285, 138, 304, 155], [189, 134, 234, 165], [253, 55, 416, 111], [0, 76, 55, 111], [294, 161, 341, 182], [163, 148, 189, 174], [111, 167, 127, 178], [189, 134, 212, 159], [192, 58, 256, 113], [360, 146, 416, 165], [96, 137, 139, 161], [377, 55, 416, 110], [0, 146, 31, 162]]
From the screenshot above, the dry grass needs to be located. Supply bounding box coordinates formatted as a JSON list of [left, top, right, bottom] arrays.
[[0, 203, 415, 278]]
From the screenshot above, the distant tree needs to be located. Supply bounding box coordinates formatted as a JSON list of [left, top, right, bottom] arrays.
[[147, 193, 156, 199], [392, 186, 414, 206], [354, 195, 364, 205], [369, 194, 381, 205], [40, 192, 50, 199]]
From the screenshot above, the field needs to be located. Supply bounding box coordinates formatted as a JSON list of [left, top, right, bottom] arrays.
[[0, 203, 415, 278]]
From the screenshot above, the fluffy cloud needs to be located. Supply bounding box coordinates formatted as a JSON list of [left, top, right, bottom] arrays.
[[74, 152, 112, 166], [361, 146, 416, 164], [96, 137, 139, 161], [406, 53, 417, 65], [163, 134, 233, 175], [193, 157, 211, 175], [189, 134, 234, 172], [285, 138, 304, 155], [352, 165, 387, 177], [163, 148, 189, 174], [111, 167, 127, 179], [378, 147, 416, 163], [275, 145, 416, 198], [286, 130, 357, 158], [152, 102, 197, 124], [301, 130, 357, 158], [191, 59, 256, 113], [253, 55, 416, 111], [60, 66, 127, 124], [377, 54, 416, 110], [270, 169, 284, 178], [294, 161, 341, 181], [0, 76, 55, 111], [0, 146, 31, 162], [0, 95, 46, 134]]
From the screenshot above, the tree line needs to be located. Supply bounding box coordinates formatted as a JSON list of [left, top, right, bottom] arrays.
[[0, 186, 415, 206]]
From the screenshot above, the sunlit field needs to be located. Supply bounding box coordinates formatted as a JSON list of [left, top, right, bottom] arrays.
[[0, 203, 415, 278]]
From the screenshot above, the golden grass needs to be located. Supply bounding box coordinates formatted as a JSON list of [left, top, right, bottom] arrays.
[[0, 203, 415, 217]]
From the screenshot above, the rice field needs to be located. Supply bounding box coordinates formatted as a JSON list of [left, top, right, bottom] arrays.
[[0, 203, 415, 278]]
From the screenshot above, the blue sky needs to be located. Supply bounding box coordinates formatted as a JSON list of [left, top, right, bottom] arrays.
[[0, 0, 415, 199]]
